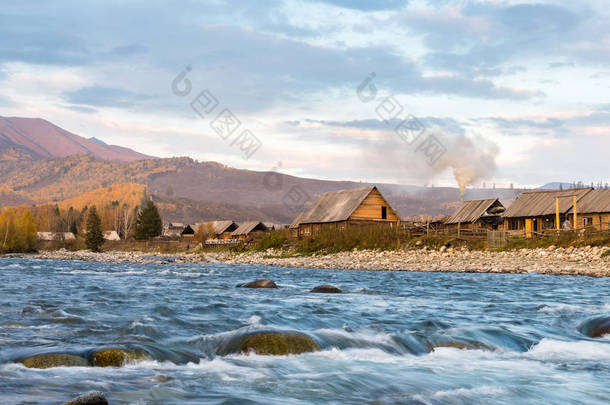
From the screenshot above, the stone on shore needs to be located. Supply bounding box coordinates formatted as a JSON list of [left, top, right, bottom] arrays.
[[61, 391, 108, 405], [311, 285, 342, 293], [238, 332, 320, 355], [20, 353, 89, 369], [239, 279, 278, 288]]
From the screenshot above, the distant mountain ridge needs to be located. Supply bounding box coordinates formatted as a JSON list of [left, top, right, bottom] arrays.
[[0, 116, 531, 223], [0, 116, 154, 161]]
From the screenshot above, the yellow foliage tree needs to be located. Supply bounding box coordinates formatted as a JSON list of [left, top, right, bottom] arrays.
[[0, 207, 37, 252]]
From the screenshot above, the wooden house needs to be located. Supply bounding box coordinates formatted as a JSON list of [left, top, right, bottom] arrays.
[[566, 189, 610, 230], [232, 221, 269, 240], [290, 185, 400, 238], [444, 199, 505, 231], [163, 222, 185, 238], [502, 188, 593, 237]]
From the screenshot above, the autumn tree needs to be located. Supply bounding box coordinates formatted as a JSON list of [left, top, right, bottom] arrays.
[[195, 222, 215, 244], [85, 206, 104, 252], [134, 201, 162, 240], [0, 208, 37, 253]]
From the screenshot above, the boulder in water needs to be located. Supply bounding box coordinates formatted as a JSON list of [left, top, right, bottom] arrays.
[[61, 391, 108, 405], [579, 316, 610, 338], [90, 348, 145, 367], [20, 353, 89, 369], [239, 279, 278, 289], [311, 285, 342, 293], [238, 332, 320, 355]]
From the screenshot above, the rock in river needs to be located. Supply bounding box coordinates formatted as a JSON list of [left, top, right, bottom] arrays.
[[579, 316, 610, 338], [20, 353, 89, 369], [239, 279, 278, 288], [90, 348, 145, 367], [238, 332, 320, 355], [61, 391, 108, 405], [311, 285, 342, 293]]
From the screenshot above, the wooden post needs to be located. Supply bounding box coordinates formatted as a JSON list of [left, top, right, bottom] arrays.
[[457, 221, 461, 237], [426, 218, 429, 236], [573, 196, 578, 230], [555, 197, 560, 231]]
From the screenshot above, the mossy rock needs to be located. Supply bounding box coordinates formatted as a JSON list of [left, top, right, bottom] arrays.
[[20, 353, 90, 369], [428, 339, 491, 351], [61, 391, 108, 405], [238, 332, 320, 355], [90, 348, 148, 367], [311, 285, 342, 293]]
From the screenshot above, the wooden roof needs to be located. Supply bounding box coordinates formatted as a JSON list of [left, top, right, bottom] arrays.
[[567, 189, 610, 214], [445, 199, 504, 224], [210, 220, 238, 234], [503, 188, 593, 218], [232, 221, 268, 236], [294, 186, 383, 225]]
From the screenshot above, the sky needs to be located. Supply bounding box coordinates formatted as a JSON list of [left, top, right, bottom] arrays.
[[1, 0, 609, 189]]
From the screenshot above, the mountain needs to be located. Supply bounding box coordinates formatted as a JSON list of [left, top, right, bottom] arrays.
[[538, 182, 577, 190], [0, 116, 531, 223], [0, 116, 154, 161]]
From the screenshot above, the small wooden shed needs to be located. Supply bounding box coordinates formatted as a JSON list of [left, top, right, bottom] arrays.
[[444, 199, 505, 231], [290, 185, 400, 238]]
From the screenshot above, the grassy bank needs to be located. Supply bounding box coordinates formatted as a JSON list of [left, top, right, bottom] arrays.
[[27, 225, 610, 257], [253, 226, 610, 255]]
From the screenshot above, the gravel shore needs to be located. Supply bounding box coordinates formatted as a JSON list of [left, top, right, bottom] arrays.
[[24, 245, 610, 277]]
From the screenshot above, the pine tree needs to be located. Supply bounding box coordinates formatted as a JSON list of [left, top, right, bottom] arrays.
[[85, 206, 104, 252], [134, 201, 163, 240]]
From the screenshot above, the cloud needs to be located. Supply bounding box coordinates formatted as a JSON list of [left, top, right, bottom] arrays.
[[305, 0, 409, 11], [63, 86, 153, 108], [64, 105, 98, 114]]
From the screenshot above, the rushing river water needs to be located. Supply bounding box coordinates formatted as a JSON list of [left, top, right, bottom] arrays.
[[1, 258, 610, 404]]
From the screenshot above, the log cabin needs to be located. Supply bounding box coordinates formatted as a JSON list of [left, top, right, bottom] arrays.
[[290, 185, 400, 238], [444, 199, 505, 231], [502, 188, 593, 237], [566, 189, 610, 230]]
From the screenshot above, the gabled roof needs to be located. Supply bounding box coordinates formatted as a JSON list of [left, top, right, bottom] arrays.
[[567, 189, 610, 214], [503, 188, 593, 218], [207, 220, 238, 234], [445, 199, 504, 224], [296, 186, 384, 225], [232, 221, 268, 236], [181, 224, 195, 235]]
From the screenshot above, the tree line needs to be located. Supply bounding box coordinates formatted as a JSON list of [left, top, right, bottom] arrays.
[[0, 201, 164, 253]]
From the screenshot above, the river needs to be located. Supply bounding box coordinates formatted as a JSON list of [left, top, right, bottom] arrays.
[[1, 258, 609, 404]]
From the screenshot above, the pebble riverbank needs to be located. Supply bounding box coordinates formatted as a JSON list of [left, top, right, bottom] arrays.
[[24, 245, 610, 277]]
